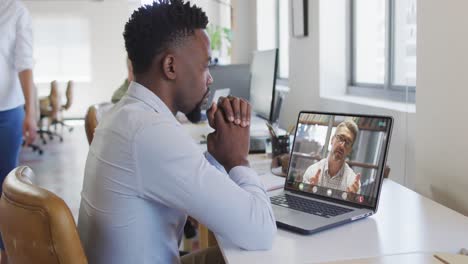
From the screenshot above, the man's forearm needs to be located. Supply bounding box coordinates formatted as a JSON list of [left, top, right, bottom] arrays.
[[18, 69, 36, 117]]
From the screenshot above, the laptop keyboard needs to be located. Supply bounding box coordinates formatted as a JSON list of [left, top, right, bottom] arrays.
[[270, 194, 353, 218]]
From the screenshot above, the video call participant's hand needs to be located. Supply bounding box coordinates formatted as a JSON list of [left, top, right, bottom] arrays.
[[346, 173, 361, 193], [309, 169, 321, 185], [207, 108, 250, 172], [208, 96, 251, 128]]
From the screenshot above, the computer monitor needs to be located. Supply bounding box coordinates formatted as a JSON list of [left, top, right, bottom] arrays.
[[208, 64, 250, 100], [249, 49, 278, 122]]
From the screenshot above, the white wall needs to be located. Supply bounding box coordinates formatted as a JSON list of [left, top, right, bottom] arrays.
[[25, 0, 130, 118], [26, 0, 228, 118], [319, 0, 347, 98], [279, 0, 415, 187], [279, 0, 320, 127], [231, 0, 257, 64], [416, 0, 468, 215], [183, 0, 230, 28]]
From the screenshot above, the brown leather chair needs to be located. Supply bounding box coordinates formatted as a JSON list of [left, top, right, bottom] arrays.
[[54, 80, 74, 133], [62, 81, 74, 111], [0, 166, 87, 264], [84, 102, 113, 144], [38, 81, 63, 143]]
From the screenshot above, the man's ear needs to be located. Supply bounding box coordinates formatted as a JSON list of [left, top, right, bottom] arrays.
[[162, 54, 176, 80]]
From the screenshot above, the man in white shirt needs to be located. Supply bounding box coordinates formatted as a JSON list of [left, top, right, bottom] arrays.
[[0, 1, 37, 263], [302, 120, 361, 194], [77, 1, 276, 263]]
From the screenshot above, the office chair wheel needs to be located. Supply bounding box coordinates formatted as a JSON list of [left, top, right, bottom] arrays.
[[38, 150, 43, 155], [49, 135, 53, 140], [42, 139, 47, 144], [59, 137, 63, 142]]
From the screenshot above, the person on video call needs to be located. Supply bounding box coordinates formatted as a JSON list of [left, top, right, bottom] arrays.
[[302, 120, 361, 194]]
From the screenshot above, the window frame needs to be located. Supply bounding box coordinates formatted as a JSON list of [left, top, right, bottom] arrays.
[[257, 0, 290, 82], [277, 0, 289, 82], [348, 0, 416, 103]]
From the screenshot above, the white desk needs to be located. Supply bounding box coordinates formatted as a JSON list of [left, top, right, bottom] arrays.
[[216, 178, 468, 263], [183, 120, 468, 263]]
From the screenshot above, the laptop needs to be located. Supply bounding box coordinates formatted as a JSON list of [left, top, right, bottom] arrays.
[[270, 111, 393, 234]]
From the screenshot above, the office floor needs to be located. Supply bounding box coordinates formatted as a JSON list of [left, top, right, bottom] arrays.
[[19, 121, 88, 222]]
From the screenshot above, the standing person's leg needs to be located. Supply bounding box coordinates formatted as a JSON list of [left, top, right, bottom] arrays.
[[0, 106, 25, 264]]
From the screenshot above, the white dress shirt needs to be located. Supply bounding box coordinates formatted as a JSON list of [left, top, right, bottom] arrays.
[[0, 0, 34, 111], [77, 82, 276, 264], [302, 158, 360, 193]]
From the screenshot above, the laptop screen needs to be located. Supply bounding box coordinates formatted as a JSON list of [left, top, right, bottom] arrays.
[[285, 112, 392, 208]]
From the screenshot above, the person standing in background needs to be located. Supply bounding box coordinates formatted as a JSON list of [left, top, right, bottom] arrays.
[[0, 0, 37, 263]]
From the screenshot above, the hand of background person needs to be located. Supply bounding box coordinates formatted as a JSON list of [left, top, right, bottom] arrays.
[[23, 114, 37, 146], [309, 169, 321, 185], [346, 173, 361, 193], [207, 96, 250, 129], [207, 108, 250, 172]]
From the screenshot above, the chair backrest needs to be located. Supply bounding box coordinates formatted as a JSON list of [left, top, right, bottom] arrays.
[[84, 102, 113, 145], [34, 85, 41, 122], [63, 81, 73, 110], [0, 167, 87, 264]]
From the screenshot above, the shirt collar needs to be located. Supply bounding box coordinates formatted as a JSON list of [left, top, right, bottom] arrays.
[[323, 157, 345, 179], [126, 81, 178, 123]]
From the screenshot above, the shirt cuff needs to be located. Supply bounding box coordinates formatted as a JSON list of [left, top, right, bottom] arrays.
[[204, 151, 227, 174]]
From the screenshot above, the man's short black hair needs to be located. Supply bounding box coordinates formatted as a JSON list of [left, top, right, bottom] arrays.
[[123, 0, 209, 74]]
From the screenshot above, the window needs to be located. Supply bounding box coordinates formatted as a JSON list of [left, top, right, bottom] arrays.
[[349, 0, 416, 102], [256, 0, 289, 79], [33, 17, 91, 83], [278, 0, 289, 79], [141, 0, 232, 64]]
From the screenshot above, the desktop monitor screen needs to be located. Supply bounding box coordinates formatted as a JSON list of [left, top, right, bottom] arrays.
[[208, 64, 250, 100], [286, 112, 393, 209], [249, 49, 278, 122]]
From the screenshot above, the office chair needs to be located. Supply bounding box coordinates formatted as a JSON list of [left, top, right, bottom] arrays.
[[22, 140, 44, 155], [84, 102, 113, 144], [53, 80, 74, 133], [0, 166, 87, 263], [38, 81, 63, 143], [24, 87, 45, 155]]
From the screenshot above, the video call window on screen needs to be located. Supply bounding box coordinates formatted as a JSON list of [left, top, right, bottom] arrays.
[[286, 113, 390, 207]]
